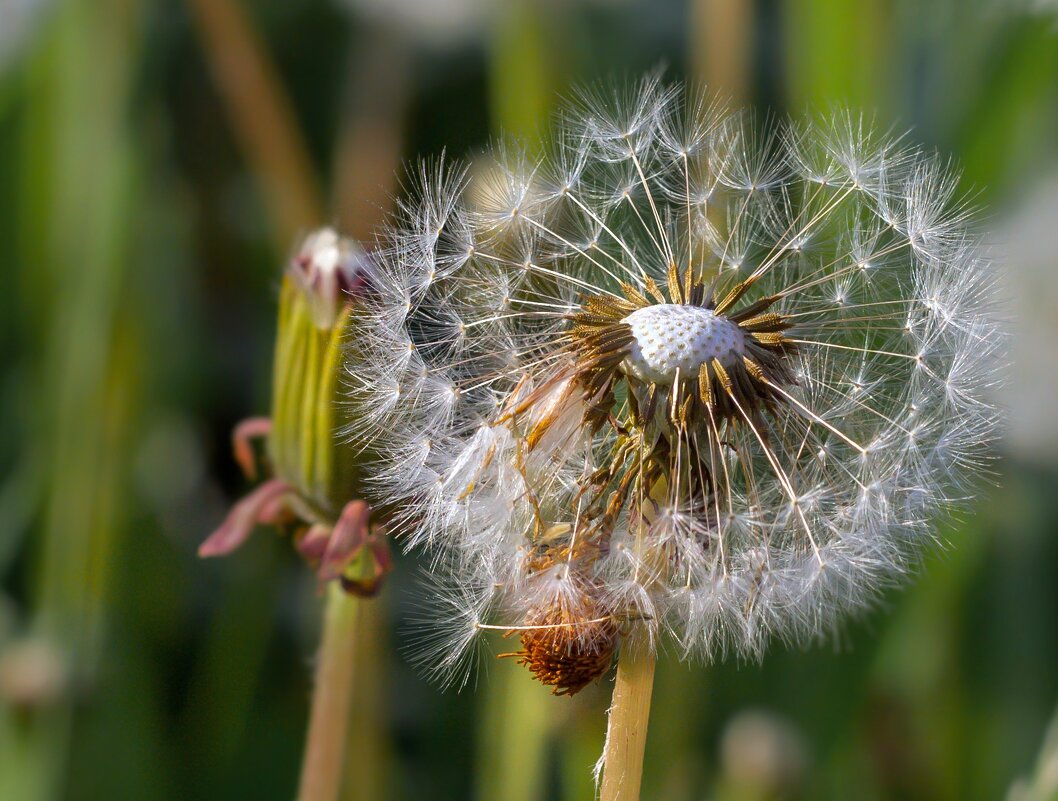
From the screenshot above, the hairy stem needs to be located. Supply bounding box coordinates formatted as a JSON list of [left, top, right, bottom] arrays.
[[297, 584, 360, 801], [599, 631, 657, 801]]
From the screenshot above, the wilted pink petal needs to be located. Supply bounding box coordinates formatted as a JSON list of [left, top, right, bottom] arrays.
[[317, 500, 370, 581], [368, 529, 393, 576], [256, 493, 291, 525], [297, 523, 332, 561], [199, 479, 290, 558], [232, 417, 272, 480]]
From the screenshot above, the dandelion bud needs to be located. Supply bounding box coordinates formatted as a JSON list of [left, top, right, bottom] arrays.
[[201, 228, 391, 594], [288, 227, 373, 329]]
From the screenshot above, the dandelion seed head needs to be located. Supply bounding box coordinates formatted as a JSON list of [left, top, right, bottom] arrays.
[[350, 79, 1006, 691]]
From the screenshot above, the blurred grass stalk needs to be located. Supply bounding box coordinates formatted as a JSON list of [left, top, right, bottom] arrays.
[[474, 4, 560, 801], [0, 0, 143, 799], [489, 0, 553, 149], [332, 26, 409, 243], [1008, 701, 1058, 801], [475, 657, 555, 801], [782, 0, 887, 109], [690, 0, 752, 105], [952, 19, 1058, 193], [185, 0, 323, 250]]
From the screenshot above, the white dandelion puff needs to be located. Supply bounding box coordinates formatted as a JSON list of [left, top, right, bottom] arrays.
[[349, 79, 1005, 694]]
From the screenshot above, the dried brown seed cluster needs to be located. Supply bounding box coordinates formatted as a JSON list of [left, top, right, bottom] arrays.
[[505, 600, 619, 696]]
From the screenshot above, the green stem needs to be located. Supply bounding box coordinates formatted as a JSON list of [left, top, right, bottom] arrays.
[[341, 598, 392, 801], [599, 631, 657, 801], [297, 584, 360, 801]]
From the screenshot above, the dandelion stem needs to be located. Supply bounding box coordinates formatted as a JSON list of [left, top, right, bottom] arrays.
[[297, 583, 360, 801], [599, 630, 657, 801]]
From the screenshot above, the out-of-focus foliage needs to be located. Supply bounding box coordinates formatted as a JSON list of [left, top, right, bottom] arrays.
[[0, 1, 1055, 800]]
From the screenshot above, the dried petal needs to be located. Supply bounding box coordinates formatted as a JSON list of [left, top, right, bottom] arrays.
[[199, 479, 290, 558], [231, 417, 272, 481], [318, 500, 371, 581]]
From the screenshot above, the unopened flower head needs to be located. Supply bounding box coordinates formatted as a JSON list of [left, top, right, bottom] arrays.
[[201, 228, 391, 596], [289, 227, 374, 329], [349, 78, 1004, 691]]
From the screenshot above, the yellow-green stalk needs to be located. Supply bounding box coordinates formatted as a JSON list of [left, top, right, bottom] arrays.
[[185, 0, 322, 247], [0, 2, 143, 800]]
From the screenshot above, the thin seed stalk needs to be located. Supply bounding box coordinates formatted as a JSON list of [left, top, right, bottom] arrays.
[[599, 630, 657, 801], [297, 583, 361, 801]]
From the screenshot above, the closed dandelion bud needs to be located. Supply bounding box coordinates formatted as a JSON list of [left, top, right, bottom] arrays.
[[271, 229, 373, 518], [288, 227, 372, 330], [351, 78, 1005, 692], [201, 228, 391, 596]]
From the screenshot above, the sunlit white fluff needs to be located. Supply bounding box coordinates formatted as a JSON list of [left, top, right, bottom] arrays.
[[346, 77, 1005, 690]]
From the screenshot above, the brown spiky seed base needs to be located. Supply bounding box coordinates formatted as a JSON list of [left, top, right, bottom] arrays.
[[508, 604, 618, 696]]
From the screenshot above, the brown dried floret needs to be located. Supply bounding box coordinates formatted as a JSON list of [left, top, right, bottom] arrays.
[[512, 605, 618, 696]]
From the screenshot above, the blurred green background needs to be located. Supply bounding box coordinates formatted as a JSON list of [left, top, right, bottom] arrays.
[[1, 1, 1057, 799]]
